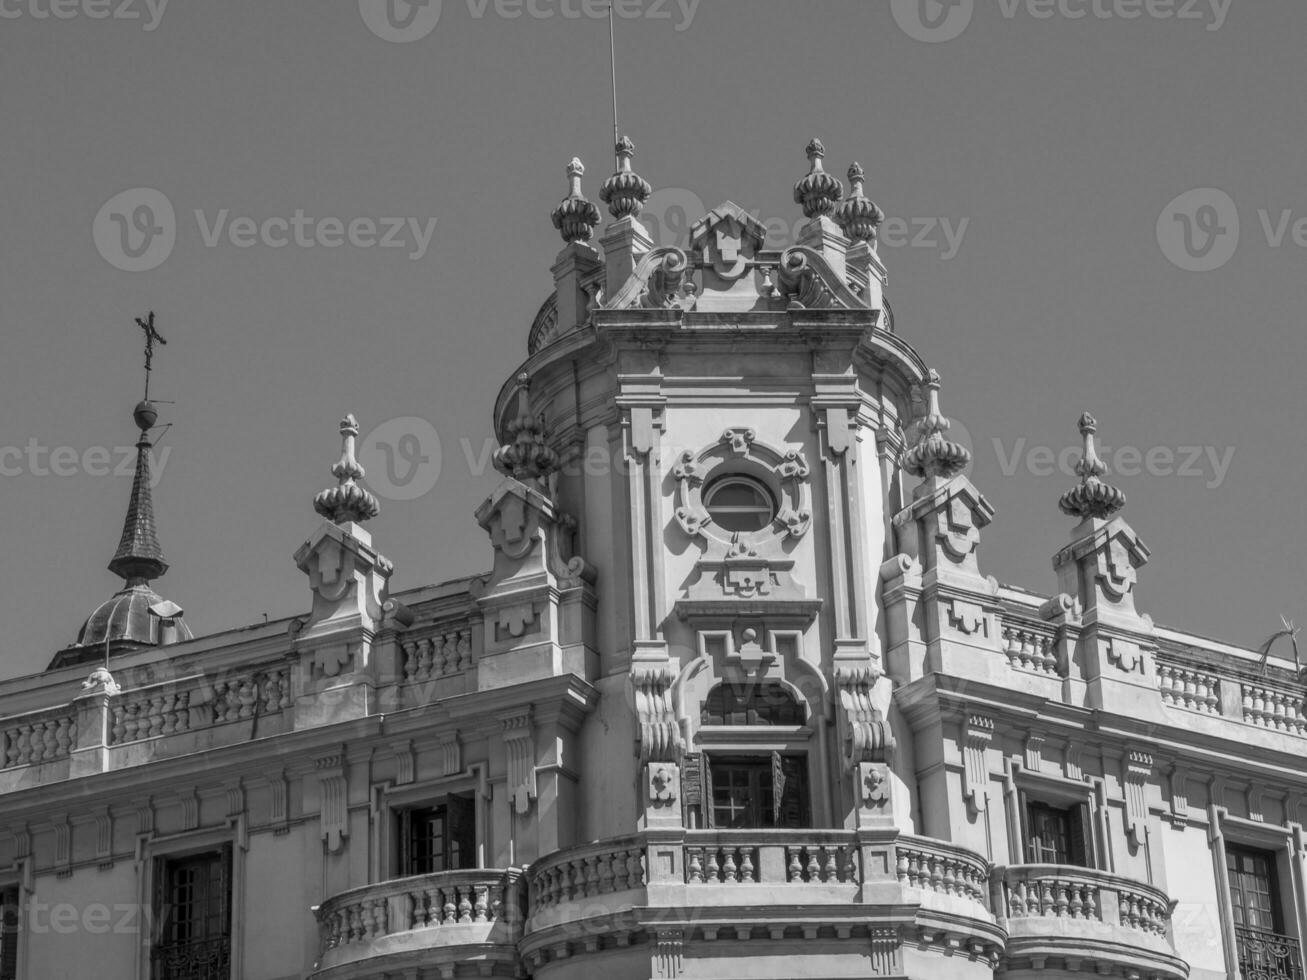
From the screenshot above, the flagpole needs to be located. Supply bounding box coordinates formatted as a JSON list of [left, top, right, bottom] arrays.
[[608, 3, 619, 164]]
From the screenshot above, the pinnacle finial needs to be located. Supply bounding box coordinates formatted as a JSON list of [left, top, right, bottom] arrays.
[[902, 369, 971, 480], [1058, 412, 1126, 520], [313, 413, 380, 525], [600, 134, 652, 221], [492, 373, 560, 486], [551, 157, 602, 244], [837, 160, 886, 245], [793, 138, 844, 219]]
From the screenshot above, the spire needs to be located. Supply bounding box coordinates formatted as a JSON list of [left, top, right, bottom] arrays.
[[599, 135, 652, 221], [550, 157, 602, 244], [902, 370, 971, 481], [492, 373, 559, 486], [107, 402, 168, 585], [837, 162, 886, 245], [793, 138, 844, 219], [1058, 412, 1126, 520], [313, 414, 380, 525]]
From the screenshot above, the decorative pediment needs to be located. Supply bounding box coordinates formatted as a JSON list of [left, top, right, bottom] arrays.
[[689, 201, 767, 282]]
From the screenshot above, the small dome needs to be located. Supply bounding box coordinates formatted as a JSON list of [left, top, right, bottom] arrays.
[[74, 583, 193, 650]]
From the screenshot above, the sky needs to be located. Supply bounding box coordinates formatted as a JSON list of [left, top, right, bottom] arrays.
[[0, 0, 1303, 679]]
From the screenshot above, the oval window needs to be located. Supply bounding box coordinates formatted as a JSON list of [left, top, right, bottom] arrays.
[[703, 476, 775, 533]]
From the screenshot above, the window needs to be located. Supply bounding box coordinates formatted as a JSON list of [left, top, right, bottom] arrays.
[[707, 754, 809, 829], [1024, 800, 1090, 867], [701, 681, 804, 726], [1227, 844, 1304, 980], [0, 885, 18, 980], [152, 847, 231, 980], [397, 796, 475, 877], [703, 476, 775, 533]]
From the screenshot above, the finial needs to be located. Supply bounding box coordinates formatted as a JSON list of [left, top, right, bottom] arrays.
[[902, 369, 971, 480], [837, 161, 886, 245], [599, 134, 652, 221], [313, 414, 380, 525], [793, 138, 844, 219], [492, 372, 560, 486], [551, 157, 602, 244], [1058, 412, 1126, 520]]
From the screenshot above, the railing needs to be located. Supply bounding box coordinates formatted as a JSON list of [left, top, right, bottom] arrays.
[[895, 836, 991, 904], [682, 831, 862, 886], [400, 624, 474, 685], [527, 837, 646, 917], [1, 708, 77, 768], [1241, 683, 1307, 736], [1236, 925, 1304, 980], [999, 864, 1171, 939], [1157, 660, 1223, 715], [1001, 621, 1059, 676], [150, 935, 231, 980], [315, 869, 523, 957], [110, 666, 292, 745]]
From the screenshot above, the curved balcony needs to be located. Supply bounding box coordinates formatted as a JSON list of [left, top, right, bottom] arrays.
[[521, 829, 1003, 978], [309, 868, 525, 980], [996, 864, 1188, 979]]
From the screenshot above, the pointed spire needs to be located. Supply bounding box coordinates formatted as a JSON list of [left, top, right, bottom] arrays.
[[107, 401, 168, 585], [902, 370, 971, 480], [599, 135, 652, 221], [837, 162, 886, 245], [493, 373, 560, 486], [1058, 412, 1126, 520], [551, 157, 602, 244], [793, 138, 844, 219], [313, 414, 380, 525]]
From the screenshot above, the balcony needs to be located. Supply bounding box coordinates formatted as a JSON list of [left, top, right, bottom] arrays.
[[996, 864, 1188, 979], [309, 868, 525, 980], [1236, 925, 1304, 980], [522, 829, 1003, 977]]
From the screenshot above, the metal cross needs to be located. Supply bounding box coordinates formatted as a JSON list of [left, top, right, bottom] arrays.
[[135, 311, 167, 400]]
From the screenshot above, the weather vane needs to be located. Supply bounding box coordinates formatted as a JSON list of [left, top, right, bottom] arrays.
[[135, 311, 166, 401]]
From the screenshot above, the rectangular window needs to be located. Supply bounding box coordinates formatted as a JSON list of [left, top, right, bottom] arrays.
[[0, 885, 19, 980], [152, 846, 231, 980], [706, 754, 809, 829], [1025, 800, 1090, 867], [397, 795, 476, 876], [1227, 845, 1303, 980]]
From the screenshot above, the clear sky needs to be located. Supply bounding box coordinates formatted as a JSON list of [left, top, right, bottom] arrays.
[[1, 0, 1302, 679]]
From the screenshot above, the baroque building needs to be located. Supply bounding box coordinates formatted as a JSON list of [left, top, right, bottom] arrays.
[[0, 137, 1302, 980]]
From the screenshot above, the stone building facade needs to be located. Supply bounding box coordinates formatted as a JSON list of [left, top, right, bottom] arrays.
[[0, 137, 1302, 980]]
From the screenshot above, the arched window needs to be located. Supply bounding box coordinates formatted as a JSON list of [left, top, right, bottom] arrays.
[[703, 476, 775, 533], [701, 681, 804, 726]]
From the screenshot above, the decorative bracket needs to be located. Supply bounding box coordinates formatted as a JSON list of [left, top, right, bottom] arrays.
[[962, 714, 995, 816], [1124, 747, 1153, 847]]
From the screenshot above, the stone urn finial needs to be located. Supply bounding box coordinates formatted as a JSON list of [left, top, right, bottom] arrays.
[[313, 414, 381, 525], [837, 161, 886, 245], [551, 157, 602, 244], [902, 369, 971, 480], [1058, 412, 1126, 520], [793, 138, 845, 219], [600, 134, 652, 221]]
